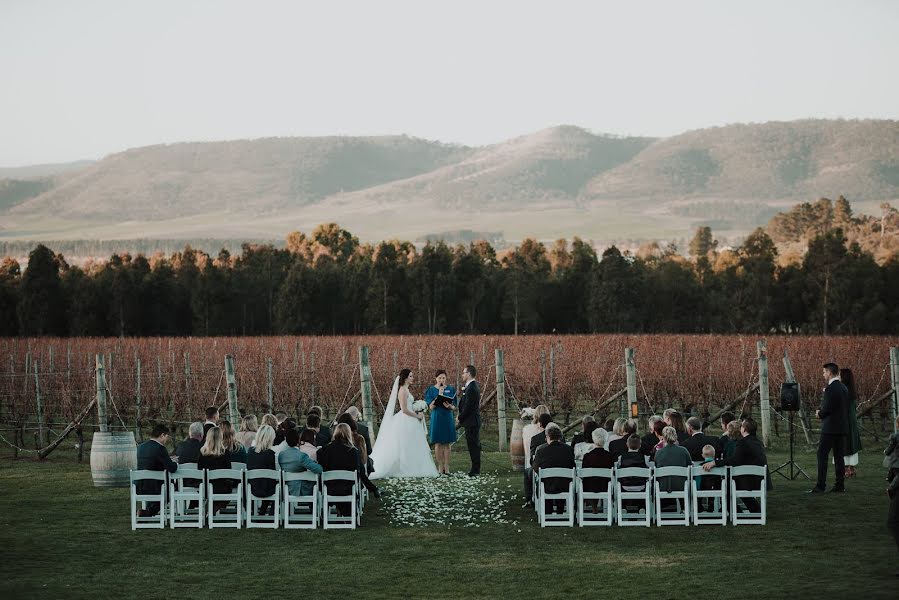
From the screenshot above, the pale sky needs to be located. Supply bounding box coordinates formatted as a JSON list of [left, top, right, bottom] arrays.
[[1, 0, 898, 166]]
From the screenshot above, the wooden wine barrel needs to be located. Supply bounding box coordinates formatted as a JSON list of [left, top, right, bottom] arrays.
[[510, 418, 525, 472], [90, 431, 137, 488]]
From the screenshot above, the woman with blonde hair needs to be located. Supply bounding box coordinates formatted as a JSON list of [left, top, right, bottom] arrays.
[[521, 404, 549, 470], [237, 415, 258, 448], [220, 420, 247, 463], [198, 426, 233, 513], [605, 417, 626, 450], [246, 424, 278, 515]]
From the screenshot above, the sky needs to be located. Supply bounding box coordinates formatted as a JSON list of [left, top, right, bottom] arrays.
[[1, 0, 898, 166]]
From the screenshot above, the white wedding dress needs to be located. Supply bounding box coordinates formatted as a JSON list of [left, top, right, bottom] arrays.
[[369, 377, 439, 479]]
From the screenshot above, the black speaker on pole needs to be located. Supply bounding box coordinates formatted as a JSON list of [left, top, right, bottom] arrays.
[[780, 382, 800, 411]]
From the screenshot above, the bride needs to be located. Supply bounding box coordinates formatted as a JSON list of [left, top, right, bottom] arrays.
[[369, 369, 439, 479]]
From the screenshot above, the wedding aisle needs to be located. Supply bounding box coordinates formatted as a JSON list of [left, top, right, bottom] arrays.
[[380, 473, 519, 528]]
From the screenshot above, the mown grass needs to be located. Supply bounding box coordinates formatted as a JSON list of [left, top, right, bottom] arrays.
[[1, 438, 897, 599]]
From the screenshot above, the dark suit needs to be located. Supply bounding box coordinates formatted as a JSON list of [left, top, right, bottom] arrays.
[[682, 432, 721, 462], [300, 427, 331, 447], [136, 440, 177, 515], [714, 434, 767, 512], [533, 441, 575, 512], [581, 447, 614, 493], [317, 441, 362, 516], [816, 379, 849, 490], [641, 432, 659, 457], [458, 380, 482, 475], [174, 437, 202, 487], [203, 421, 216, 439], [246, 448, 277, 497]]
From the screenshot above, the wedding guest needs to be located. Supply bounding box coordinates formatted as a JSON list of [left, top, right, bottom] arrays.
[[840, 368, 862, 478], [220, 420, 247, 463], [682, 416, 721, 461], [695, 444, 719, 511], [663, 408, 676, 425], [619, 435, 648, 469], [522, 405, 550, 469], [136, 424, 177, 517], [703, 419, 768, 512], [299, 429, 318, 461], [574, 421, 598, 462], [303, 413, 330, 447], [810, 363, 849, 494], [606, 418, 626, 450], [642, 415, 663, 455], [175, 421, 204, 465], [603, 419, 615, 432], [523, 413, 553, 507], [723, 420, 741, 459], [529, 413, 555, 462], [669, 411, 689, 444], [246, 425, 277, 515], [278, 428, 323, 498], [335, 413, 381, 498], [308, 406, 332, 442], [203, 406, 219, 438], [260, 413, 279, 432], [609, 419, 639, 459], [655, 426, 692, 509], [274, 412, 288, 426], [652, 419, 667, 455], [317, 423, 363, 517], [273, 418, 297, 455], [424, 369, 458, 475], [581, 428, 615, 511], [238, 415, 258, 448], [619, 434, 652, 511], [569, 415, 596, 448], [533, 424, 575, 514], [198, 426, 234, 514], [718, 411, 736, 448], [345, 406, 372, 454]]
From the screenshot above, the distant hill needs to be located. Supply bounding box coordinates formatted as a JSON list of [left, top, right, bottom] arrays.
[[2, 120, 898, 242], [0, 160, 95, 179]]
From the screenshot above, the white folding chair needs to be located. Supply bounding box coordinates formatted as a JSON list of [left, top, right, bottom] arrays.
[[130, 470, 168, 530], [616, 466, 652, 527], [322, 470, 357, 529], [730, 465, 767, 525], [169, 468, 205, 528], [653, 466, 691, 526], [576, 467, 615, 526], [207, 469, 244, 528], [283, 471, 320, 529], [179, 462, 198, 470], [691, 465, 728, 526], [246, 469, 281, 528], [537, 468, 575, 527]]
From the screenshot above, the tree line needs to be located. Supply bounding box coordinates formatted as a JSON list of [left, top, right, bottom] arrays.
[[1, 216, 898, 337]]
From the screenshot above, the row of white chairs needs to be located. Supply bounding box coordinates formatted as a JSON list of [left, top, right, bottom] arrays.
[[534, 465, 767, 528], [130, 463, 366, 530]]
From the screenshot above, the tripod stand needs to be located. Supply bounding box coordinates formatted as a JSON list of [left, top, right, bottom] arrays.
[[772, 410, 809, 480]]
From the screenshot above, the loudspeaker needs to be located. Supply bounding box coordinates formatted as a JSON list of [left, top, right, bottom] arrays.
[[780, 382, 800, 411]]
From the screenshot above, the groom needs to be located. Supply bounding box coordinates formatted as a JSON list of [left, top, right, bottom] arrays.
[[457, 365, 481, 476]]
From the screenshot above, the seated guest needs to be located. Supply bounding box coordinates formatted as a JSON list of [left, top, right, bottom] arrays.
[[260, 413, 279, 433], [299, 429, 318, 461], [682, 416, 721, 461], [136, 424, 178, 517], [609, 419, 639, 460], [522, 404, 550, 469], [237, 415, 258, 449], [303, 413, 331, 448], [703, 419, 768, 513], [573, 420, 598, 462], [533, 424, 575, 514], [655, 426, 692, 510], [317, 423, 363, 516], [582, 428, 614, 510], [175, 421, 204, 465], [203, 406, 219, 438], [652, 419, 667, 456], [619, 434, 648, 469], [278, 428, 323, 498], [642, 415, 662, 455], [718, 411, 735, 451], [605, 418, 626, 450], [618, 433, 652, 512], [246, 424, 278, 515], [336, 413, 381, 498], [570, 415, 596, 448], [345, 406, 372, 455], [220, 420, 247, 463], [308, 405, 332, 443], [669, 411, 689, 444], [198, 426, 234, 514], [603, 419, 615, 432], [723, 420, 741, 459], [694, 444, 720, 511], [523, 413, 553, 507], [273, 418, 297, 455], [274, 412, 288, 426]]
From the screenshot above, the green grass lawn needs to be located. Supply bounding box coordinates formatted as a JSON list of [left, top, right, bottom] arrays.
[[1, 439, 897, 599]]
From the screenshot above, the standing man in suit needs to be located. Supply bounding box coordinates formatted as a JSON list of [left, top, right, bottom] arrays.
[[203, 406, 219, 439], [136, 423, 178, 517], [809, 362, 849, 493], [682, 417, 721, 461], [456, 365, 481, 477]]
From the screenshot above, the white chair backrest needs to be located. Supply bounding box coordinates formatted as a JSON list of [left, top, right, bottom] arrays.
[[179, 462, 198, 470], [170, 468, 203, 481], [130, 470, 166, 483], [245, 468, 280, 481], [691, 465, 728, 479], [231, 462, 247, 470], [207, 468, 243, 480], [730, 465, 766, 478], [653, 466, 691, 478], [283, 471, 319, 482], [539, 467, 575, 480], [322, 469, 356, 482], [577, 467, 613, 479], [615, 466, 651, 479]]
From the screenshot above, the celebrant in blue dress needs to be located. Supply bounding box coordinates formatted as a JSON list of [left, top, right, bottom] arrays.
[[424, 369, 457, 475]]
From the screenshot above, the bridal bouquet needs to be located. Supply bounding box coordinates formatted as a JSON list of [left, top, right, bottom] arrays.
[[411, 399, 427, 413]]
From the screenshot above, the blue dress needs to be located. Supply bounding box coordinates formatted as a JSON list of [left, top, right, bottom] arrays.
[[425, 385, 457, 444]]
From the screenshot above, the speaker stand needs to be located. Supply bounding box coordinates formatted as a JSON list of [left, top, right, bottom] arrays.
[[772, 411, 809, 481]]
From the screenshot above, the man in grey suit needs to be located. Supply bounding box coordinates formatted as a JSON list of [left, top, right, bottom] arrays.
[[809, 362, 849, 493]]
